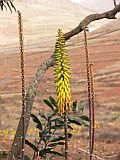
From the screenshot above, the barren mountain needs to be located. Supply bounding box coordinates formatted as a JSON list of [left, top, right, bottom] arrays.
[[97, 17, 120, 33], [0, 0, 94, 53]]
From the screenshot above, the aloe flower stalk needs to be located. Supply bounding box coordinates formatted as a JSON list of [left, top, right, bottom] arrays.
[[54, 29, 71, 114]]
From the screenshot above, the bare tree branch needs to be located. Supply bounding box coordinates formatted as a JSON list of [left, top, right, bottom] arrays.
[[113, 0, 117, 7], [10, 4, 120, 159], [64, 4, 120, 40]]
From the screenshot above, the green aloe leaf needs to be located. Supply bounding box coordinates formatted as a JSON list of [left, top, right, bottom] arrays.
[[43, 99, 54, 111], [55, 119, 64, 125], [50, 125, 64, 130], [72, 101, 77, 112], [79, 115, 89, 121], [25, 139, 38, 152], [39, 111, 47, 120], [48, 150, 64, 157], [72, 115, 89, 127], [39, 147, 53, 157], [30, 114, 42, 131], [42, 128, 50, 136], [49, 96, 58, 108], [48, 142, 64, 147], [51, 118, 64, 125], [68, 116, 82, 126]]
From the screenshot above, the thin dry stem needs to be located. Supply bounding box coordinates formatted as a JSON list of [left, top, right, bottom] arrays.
[[83, 28, 92, 160], [18, 10, 25, 160], [89, 64, 95, 158]]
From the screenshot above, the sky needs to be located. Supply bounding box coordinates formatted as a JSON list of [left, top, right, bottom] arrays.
[[71, 0, 120, 12], [71, 0, 82, 3]]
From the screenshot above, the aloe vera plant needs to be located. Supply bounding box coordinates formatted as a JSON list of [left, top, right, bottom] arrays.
[[25, 96, 89, 159]]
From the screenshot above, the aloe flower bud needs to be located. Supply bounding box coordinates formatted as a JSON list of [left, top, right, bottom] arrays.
[[54, 29, 71, 114]]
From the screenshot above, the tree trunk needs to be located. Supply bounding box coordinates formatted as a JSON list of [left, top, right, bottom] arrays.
[[9, 57, 54, 159]]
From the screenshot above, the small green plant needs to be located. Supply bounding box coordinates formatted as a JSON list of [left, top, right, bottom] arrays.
[[25, 96, 89, 159]]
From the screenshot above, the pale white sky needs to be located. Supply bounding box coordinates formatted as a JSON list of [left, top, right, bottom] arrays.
[[70, 0, 120, 11], [71, 0, 82, 2]]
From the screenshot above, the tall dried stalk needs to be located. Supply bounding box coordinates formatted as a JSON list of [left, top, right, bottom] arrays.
[[84, 28, 94, 160], [18, 10, 25, 160], [89, 64, 95, 157]]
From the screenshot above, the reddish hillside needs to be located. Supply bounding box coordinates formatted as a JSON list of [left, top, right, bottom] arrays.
[[0, 26, 120, 126], [0, 29, 120, 159]]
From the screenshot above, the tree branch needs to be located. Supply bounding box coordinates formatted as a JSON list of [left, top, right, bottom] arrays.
[[10, 4, 120, 159], [113, 0, 117, 7], [64, 4, 120, 40]]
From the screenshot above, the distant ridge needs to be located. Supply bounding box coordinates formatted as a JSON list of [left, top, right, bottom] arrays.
[[94, 17, 120, 35], [0, 0, 93, 49], [15, 0, 93, 16], [78, 0, 115, 12]]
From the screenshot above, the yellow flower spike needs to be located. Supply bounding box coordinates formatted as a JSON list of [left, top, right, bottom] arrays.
[[54, 29, 71, 114]]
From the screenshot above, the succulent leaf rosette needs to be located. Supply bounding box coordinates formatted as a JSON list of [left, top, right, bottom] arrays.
[[54, 29, 71, 114]]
